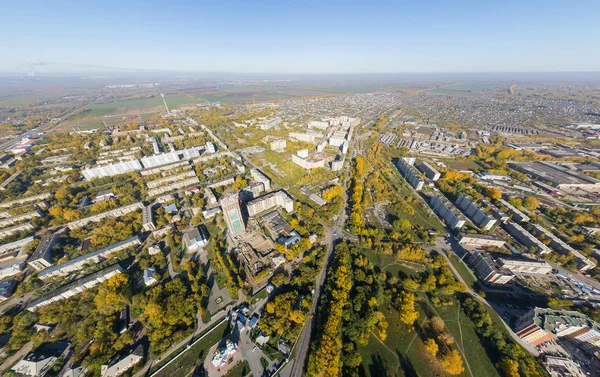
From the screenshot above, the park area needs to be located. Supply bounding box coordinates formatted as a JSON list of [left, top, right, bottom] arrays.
[[151, 320, 230, 377], [359, 251, 501, 377]]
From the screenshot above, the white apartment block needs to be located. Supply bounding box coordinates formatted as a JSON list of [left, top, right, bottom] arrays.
[[270, 139, 286, 152], [82, 160, 143, 180], [247, 190, 294, 217], [292, 154, 325, 170], [250, 168, 271, 191]]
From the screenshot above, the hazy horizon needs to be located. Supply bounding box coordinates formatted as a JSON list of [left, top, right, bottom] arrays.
[[2, 0, 600, 75]]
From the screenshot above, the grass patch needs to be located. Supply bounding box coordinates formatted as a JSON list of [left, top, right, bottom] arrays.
[[152, 320, 230, 377], [436, 305, 501, 377], [448, 253, 478, 289], [223, 360, 250, 377]]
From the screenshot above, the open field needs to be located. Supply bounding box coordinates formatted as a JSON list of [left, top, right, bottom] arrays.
[[439, 159, 482, 171], [425, 83, 508, 94]]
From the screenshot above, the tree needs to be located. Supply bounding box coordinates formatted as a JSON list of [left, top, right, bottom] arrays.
[[485, 187, 502, 200], [523, 196, 540, 211], [424, 338, 438, 357], [499, 358, 520, 377], [322, 185, 343, 201], [397, 292, 419, 328], [439, 349, 465, 375]]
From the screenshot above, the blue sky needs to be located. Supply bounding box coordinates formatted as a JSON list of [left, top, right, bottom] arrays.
[[1, 0, 599, 73]]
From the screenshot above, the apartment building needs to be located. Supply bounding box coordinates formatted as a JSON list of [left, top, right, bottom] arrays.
[[496, 258, 552, 275], [468, 250, 514, 285], [247, 190, 294, 217], [27, 264, 124, 311], [455, 195, 497, 230], [417, 161, 441, 181], [504, 221, 551, 254], [396, 158, 425, 191], [38, 236, 141, 280], [457, 233, 505, 248], [28, 233, 59, 271], [430, 194, 466, 230]]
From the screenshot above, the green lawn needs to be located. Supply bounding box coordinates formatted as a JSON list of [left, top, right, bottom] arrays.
[[436, 305, 501, 377], [152, 320, 230, 377], [223, 360, 251, 377], [448, 253, 478, 289], [357, 249, 500, 377]]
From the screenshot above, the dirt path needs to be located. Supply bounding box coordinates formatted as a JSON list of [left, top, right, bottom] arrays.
[[423, 299, 474, 377]]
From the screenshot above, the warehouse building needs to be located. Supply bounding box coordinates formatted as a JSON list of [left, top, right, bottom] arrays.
[[511, 161, 600, 192]]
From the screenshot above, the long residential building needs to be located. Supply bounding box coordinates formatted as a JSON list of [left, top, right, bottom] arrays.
[[82, 160, 143, 180], [140, 161, 190, 176], [530, 224, 597, 272], [503, 221, 552, 254], [146, 170, 197, 189], [28, 233, 59, 271], [496, 258, 552, 275], [38, 236, 141, 280], [289, 132, 323, 143], [455, 195, 497, 230], [457, 233, 505, 248], [396, 158, 425, 191], [417, 161, 441, 181], [498, 198, 530, 223], [468, 250, 514, 285], [430, 194, 466, 230], [27, 264, 124, 311], [0, 236, 34, 260], [66, 203, 144, 229], [0, 193, 52, 209], [147, 177, 200, 197], [247, 190, 294, 217], [0, 209, 43, 229], [0, 222, 34, 239]]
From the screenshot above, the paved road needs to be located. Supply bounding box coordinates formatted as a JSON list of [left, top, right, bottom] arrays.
[[430, 239, 540, 356], [0, 96, 103, 151], [288, 149, 353, 377]]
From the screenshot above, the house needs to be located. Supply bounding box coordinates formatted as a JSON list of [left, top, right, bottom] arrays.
[[100, 345, 144, 377], [164, 203, 178, 215], [182, 226, 209, 253], [143, 267, 157, 286], [95, 190, 115, 202], [11, 342, 69, 377]]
